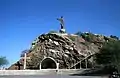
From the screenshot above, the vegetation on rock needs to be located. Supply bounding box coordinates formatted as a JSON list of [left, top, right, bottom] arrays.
[[75, 31, 82, 36], [110, 35, 119, 40], [48, 30, 58, 34]]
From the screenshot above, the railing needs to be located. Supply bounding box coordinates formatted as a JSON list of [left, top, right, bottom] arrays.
[[69, 53, 96, 69]]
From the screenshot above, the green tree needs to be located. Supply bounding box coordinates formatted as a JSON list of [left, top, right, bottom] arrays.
[[95, 40, 120, 73], [0, 56, 8, 67]]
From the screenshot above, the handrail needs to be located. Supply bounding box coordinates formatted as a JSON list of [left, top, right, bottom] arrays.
[[69, 53, 96, 69]]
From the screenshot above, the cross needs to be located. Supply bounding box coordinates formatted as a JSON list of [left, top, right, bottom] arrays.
[[15, 61, 23, 70]]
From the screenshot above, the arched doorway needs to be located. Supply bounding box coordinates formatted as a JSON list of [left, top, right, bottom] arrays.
[[40, 57, 57, 69]]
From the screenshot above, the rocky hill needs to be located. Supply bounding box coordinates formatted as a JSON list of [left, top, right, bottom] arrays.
[[8, 31, 119, 70]]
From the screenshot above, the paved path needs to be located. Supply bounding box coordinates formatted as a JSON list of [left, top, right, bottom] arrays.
[[0, 75, 108, 78]]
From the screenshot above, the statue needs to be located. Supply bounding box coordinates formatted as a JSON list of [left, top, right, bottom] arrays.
[[57, 16, 65, 29], [57, 16, 66, 33]]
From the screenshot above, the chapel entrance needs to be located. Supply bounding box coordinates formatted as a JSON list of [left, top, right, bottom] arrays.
[[40, 57, 57, 69]]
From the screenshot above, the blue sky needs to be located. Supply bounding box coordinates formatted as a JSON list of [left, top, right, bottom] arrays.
[[0, 0, 120, 67]]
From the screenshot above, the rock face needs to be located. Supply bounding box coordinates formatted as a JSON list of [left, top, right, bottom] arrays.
[[8, 32, 118, 70], [28, 33, 87, 69]]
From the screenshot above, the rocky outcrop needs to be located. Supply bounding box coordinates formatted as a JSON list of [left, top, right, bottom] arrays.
[[8, 32, 118, 70], [25, 33, 104, 69]]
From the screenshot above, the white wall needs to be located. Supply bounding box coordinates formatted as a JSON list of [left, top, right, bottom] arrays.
[[0, 69, 85, 75]]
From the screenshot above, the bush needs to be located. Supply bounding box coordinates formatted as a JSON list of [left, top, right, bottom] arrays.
[[75, 31, 82, 36], [49, 30, 58, 34], [95, 40, 120, 73], [110, 35, 119, 40], [69, 36, 76, 41]]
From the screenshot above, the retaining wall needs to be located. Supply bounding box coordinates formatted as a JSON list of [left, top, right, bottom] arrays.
[[0, 69, 85, 75]]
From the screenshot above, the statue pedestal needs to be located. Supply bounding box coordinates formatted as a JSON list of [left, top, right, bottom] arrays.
[[59, 28, 66, 33]]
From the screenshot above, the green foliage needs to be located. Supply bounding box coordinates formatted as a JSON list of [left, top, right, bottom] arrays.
[[75, 31, 82, 36], [0, 56, 8, 67], [81, 33, 95, 42], [49, 30, 58, 34], [69, 36, 76, 41], [75, 31, 97, 42], [95, 40, 120, 72], [110, 35, 119, 40]]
